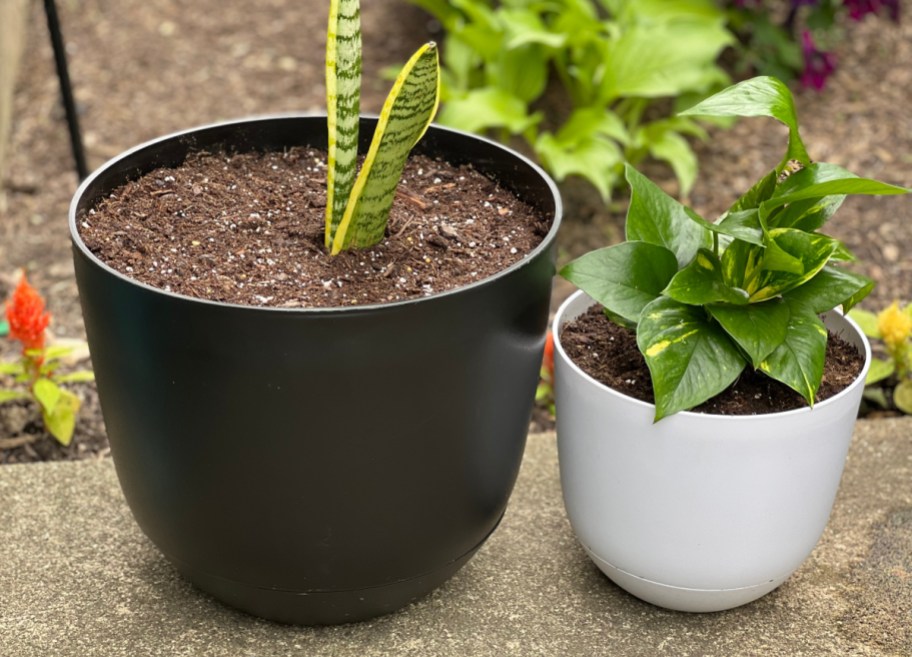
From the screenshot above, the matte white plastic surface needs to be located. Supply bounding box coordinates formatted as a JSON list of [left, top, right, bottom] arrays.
[[554, 291, 871, 612]]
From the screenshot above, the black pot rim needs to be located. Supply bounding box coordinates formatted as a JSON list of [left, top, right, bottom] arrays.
[[69, 112, 563, 315]]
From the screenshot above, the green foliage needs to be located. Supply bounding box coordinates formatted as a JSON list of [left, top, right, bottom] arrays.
[[325, 0, 440, 253], [848, 302, 912, 414], [561, 76, 910, 421], [410, 0, 733, 200], [1, 343, 95, 446]]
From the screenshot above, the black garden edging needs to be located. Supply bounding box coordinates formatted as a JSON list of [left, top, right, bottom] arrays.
[[69, 115, 562, 625]]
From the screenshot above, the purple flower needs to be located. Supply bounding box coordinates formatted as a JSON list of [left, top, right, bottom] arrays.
[[799, 30, 837, 90], [843, 0, 901, 21]]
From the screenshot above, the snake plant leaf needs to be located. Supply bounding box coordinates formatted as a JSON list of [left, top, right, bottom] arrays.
[[559, 241, 679, 325], [664, 249, 750, 306], [636, 297, 746, 421], [758, 306, 827, 406], [325, 0, 363, 249], [678, 76, 810, 172], [624, 164, 711, 268], [708, 299, 790, 368], [331, 42, 440, 254]]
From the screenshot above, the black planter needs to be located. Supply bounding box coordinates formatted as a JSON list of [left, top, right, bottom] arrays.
[[69, 115, 562, 625]]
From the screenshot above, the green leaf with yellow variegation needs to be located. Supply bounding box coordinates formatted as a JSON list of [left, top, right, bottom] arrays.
[[749, 228, 839, 301], [664, 248, 749, 306], [636, 297, 746, 421], [325, 0, 363, 249], [708, 299, 790, 368], [331, 42, 440, 253], [758, 306, 828, 405]]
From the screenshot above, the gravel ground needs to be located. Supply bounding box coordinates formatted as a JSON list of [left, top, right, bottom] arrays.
[[1, 0, 910, 460]]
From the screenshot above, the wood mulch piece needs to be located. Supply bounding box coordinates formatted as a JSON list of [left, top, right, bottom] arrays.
[[79, 149, 549, 308], [560, 304, 865, 416]]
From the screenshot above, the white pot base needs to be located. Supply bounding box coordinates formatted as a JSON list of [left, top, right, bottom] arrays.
[[584, 547, 789, 613]]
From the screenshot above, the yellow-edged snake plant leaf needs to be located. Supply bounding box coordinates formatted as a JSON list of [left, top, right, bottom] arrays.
[[325, 0, 362, 249], [331, 42, 440, 254]]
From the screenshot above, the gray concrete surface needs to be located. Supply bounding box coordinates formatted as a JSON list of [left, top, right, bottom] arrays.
[[1, 419, 910, 657]]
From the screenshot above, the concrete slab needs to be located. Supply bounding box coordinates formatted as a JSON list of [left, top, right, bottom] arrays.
[[1, 419, 910, 656]]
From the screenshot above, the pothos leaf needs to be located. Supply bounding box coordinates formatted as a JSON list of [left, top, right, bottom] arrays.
[[624, 164, 711, 268], [758, 306, 828, 406], [664, 249, 749, 306], [331, 42, 440, 254], [787, 266, 874, 315], [325, 0, 363, 248], [559, 241, 679, 325], [708, 299, 790, 368], [678, 76, 810, 171], [636, 297, 746, 421]]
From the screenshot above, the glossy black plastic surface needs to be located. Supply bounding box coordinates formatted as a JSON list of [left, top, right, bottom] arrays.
[[70, 116, 561, 624]]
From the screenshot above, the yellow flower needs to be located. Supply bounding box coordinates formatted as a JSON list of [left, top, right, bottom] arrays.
[[877, 301, 912, 351]]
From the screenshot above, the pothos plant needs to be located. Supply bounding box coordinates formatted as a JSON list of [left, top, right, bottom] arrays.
[[324, 0, 440, 254], [1, 274, 95, 445], [561, 76, 911, 421]]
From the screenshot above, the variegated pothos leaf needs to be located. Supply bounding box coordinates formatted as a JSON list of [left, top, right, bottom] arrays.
[[331, 42, 440, 254], [325, 0, 362, 248]]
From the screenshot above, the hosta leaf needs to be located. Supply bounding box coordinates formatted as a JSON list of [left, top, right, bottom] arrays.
[[637, 297, 746, 421], [665, 249, 749, 306], [324, 0, 362, 248], [894, 380, 912, 414], [331, 42, 440, 253], [646, 129, 698, 198], [864, 358, 894, 385], [555, 108, 629, 146], [41, 388, 80, 447], [438, 87, 539, 134], [535, 133, 623, 201], [495, 43, 549, 103], [679, 76, 810, 169], [708, 299, 790, 368], [625, 164, 711, 267], [758, 307, 828, 405], [598, 18, 732, 102], [788, 266, 874, 315], [559, 242, 679, 325], [33, 378, 62, 414]]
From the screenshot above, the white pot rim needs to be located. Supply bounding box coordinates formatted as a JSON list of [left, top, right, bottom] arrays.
[[552, 289, 872, 424]]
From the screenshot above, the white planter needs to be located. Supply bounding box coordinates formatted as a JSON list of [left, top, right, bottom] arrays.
[[553, 290, 871, 612]]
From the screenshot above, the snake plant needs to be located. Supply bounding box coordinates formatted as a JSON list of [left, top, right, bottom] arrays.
[[325, 0, 440, 254]]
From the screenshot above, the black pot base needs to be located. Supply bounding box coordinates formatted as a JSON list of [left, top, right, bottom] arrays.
[[173, 515, 502, 626]]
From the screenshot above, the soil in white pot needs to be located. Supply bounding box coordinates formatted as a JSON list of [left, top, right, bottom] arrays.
[[78, 147, 550, 308], [560, 304, 864, 415]]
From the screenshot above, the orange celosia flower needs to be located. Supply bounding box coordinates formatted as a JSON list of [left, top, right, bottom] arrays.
[[543, 330, 555, 380], [5, 274, 51, 353]]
